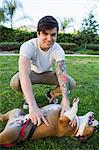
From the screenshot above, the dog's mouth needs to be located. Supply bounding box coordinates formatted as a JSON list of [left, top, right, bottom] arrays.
[[88, 114, 98, 127], [74, 127, 97, 142]]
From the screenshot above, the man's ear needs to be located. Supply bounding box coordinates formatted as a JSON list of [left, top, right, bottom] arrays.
[[37, 31, 39, 37]]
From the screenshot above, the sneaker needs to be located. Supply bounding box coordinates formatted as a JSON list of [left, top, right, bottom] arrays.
[[23, 101, 29, 110], [23, 93, 36, 110], [45, 89, 59, 104]]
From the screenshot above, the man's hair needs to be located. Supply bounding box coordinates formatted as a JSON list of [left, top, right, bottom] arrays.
[[37, 16, 59, 34]]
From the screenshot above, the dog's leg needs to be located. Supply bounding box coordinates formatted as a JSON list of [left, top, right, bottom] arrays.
[[0, 108, 24, 122], [64, 97, 79, 120], [0, 127, 21, 145], [0, 111, 13, 122]]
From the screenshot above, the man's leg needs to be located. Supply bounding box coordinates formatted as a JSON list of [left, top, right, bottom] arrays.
[[10, 71, 76, 102], [10, 72, 22, 92], [10, 71, 58, 92], [29, 71, 76, 101], [51, 75, 76, 97]]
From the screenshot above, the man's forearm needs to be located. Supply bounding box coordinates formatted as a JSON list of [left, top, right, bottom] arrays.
[[56, 60, 69, 101], [19, 73, 37, 106]]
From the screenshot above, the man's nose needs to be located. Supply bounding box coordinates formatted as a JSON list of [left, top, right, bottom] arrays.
[[47, 35, 52, 41]]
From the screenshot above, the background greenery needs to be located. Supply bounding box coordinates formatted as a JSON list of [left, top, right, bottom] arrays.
[[0, 25, 99, 55], [0, 1, 99, 55], [0, 56, 99, 150]]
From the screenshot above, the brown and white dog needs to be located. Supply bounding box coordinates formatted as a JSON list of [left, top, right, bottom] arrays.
[[0, 98, 98, 147]]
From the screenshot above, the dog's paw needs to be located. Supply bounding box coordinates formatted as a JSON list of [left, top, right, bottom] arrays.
[[73, 97, 79, 104]]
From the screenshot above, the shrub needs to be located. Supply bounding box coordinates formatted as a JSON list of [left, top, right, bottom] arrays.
[[85, 44, 99, 51], [57, 33, 74, 43], [0, 42, 22, 51], [59, 43, 78, 51], [77, 49, 99, 55], [0, 26, 37, 42]]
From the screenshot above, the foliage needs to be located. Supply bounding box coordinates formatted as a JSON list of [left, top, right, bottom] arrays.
[[0, 25, 37, 42], [79, 11, 99, 46], [0, 42, 22, 51], [76, 49, 99, 55], [82, 44, 99, 51], [59, 43, 78, 51], [59, 17, 74, 32], [0, 25, 99, 45], [0, 7, 5, 24], [0, 0, 32, 29], [0, 0, 23, 28], [0, 56, 99, 149], [57, 33, 74, 43]]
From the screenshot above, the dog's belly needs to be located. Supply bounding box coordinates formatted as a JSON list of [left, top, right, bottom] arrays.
[[6, 114, 29, 128], [31, 108, 61, 139]]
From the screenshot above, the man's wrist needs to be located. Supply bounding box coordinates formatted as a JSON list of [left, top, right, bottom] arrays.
[[27, 99, 37, 107]]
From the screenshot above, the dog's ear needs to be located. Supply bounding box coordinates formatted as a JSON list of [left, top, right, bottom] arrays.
[[79, 136, 89, 143], [73, 136, 89, 143]]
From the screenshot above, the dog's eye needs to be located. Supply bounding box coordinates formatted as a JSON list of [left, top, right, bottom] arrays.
[[88, 120, 93, 126], [88, 116, 94, 126]]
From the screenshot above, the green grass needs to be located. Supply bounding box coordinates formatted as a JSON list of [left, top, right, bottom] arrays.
[[0, 56, 99, 150]]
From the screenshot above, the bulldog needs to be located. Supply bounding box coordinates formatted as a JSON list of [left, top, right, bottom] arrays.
[[0, 98, 98, 147]]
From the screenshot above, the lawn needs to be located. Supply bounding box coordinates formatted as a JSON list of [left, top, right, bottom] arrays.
[[0, 56, 99, 150]]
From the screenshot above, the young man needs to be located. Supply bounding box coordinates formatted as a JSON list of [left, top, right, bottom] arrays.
[[10, 16, 76, 127]]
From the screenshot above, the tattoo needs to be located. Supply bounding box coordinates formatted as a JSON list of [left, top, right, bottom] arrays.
[[56, 60, 69, 99]]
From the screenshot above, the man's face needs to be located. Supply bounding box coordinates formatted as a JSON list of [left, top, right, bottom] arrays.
[[37, 27, 57, 51]]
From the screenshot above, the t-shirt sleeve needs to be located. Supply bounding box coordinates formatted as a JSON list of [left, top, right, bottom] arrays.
[[52, 44, 65, 62], [20, 41, 33, 59]]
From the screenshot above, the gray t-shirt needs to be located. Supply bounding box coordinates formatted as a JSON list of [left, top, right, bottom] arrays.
[[20, 38, 65, 73]]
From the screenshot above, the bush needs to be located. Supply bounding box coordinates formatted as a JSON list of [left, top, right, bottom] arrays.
[[77, 49, 99, 55], [0, 42, 22, 51], [0, 26, 37, 42], [85, 44, 99, 51], [57, 33, 74, 43], [14, 31, 36, 42], [59, 43, 78, 51], [0, 25, 99, 46]]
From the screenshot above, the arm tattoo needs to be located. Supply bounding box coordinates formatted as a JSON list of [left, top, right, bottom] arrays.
[[56, 60, 69, 99]]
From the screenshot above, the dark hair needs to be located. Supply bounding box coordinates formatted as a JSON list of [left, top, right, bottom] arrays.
[[37, 16, 59, 34]]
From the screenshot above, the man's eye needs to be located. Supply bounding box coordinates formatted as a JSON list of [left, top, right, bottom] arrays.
[[51, 33, 56, 37], [43, 31, 48, 36]]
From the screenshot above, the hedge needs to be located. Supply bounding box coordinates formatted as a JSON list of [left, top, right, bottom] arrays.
[[0, 42, 22, 51], [0, 26, 37, 42], [84, 44, 99, 51], [0, 26, 75, 43], [59, 43, 78, 51], [0, 25, 99, 47], [0, 42, 78, 52]]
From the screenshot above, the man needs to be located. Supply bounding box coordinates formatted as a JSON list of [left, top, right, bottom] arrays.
[[10, 16, 76, 127]]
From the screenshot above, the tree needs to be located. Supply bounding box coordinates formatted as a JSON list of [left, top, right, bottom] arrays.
[[1, 0, 23, 28], [59, 17, 74, 33], [80, 11, 99, 46], [0, 8, 5, 24]]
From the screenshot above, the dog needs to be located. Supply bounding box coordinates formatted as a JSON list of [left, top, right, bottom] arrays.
[[0, 98, 98, 147]]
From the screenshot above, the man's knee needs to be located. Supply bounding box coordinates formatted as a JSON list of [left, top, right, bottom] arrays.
[[68, 75, 76, 90], [71, 79, 76, 90], [10, 72, 22, 92]]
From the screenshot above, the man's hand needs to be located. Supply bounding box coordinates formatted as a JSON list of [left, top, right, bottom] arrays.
[[60, 99, 70, 116], [69, 117, 76, 127], [60, 99, 76, 127], [29, 105, 49, 127]]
